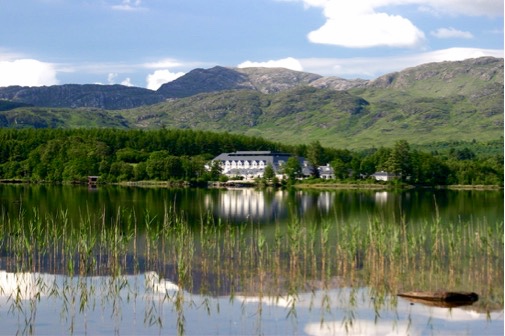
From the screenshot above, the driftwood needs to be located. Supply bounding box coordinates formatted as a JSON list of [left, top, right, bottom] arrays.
[[397, 291, 479, 308]]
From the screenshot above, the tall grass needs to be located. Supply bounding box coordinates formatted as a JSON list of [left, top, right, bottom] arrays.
[[0, 204, 502, 335]]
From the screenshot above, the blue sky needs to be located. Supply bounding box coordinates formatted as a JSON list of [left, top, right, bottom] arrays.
[[0, 0, 503, 89]]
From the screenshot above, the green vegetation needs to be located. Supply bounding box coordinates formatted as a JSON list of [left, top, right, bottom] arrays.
[[0, 129, 502, 186], [1, 204, 502, 334], [2, 81, 500, 149], [115, 77, 503, 149], [0, 58, 502, 150]]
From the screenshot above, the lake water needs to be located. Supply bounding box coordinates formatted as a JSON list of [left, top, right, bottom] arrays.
[[0, 185, 503, 335], [1, 184, 502, 226]]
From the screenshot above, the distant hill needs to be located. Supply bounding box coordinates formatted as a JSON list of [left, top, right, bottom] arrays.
[[156, 66, 254, 98], [154, 65, 366, 97], [0, 57, 502, 149], [0, 84, 165, 110], [0, 66, 366, 109]]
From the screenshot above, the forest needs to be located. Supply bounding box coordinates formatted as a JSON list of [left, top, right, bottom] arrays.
[[0, 128, 502, 186]]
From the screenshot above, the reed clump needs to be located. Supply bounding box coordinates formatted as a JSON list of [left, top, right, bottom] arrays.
[[0, 205, 502, 335]]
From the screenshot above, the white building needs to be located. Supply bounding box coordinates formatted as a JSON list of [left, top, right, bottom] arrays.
[[318, 164, 335, 179], [211, 151, 312, 180], [371, 171, 398, 181]]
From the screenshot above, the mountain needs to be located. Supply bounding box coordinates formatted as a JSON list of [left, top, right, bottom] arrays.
[[122, 57, 504, 148], [0, 57, 502, 149], [0, 66, 363, 109], [157, 65, 363, 96], [0, 84, 165, 110], [156, 66, 254, 98]]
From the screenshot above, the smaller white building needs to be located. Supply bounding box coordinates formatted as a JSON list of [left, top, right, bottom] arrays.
[[318, 164, 335, 179], [371, 171, 398, 182]]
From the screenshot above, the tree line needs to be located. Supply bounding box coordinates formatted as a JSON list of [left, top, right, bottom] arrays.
[[0, 128, 502, 186]]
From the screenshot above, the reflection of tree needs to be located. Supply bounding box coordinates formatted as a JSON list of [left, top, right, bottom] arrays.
[[0, 202, 502, 335]]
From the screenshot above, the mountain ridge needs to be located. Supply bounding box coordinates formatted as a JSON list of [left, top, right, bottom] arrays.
[[1, 57, 501, 110], [0, 57, 502, 149]]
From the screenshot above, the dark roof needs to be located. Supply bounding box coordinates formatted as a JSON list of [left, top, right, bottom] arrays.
[[213, 151, 293, 164]]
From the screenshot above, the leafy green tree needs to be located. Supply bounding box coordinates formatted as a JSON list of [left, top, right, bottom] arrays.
[[450, 147, 476, 161], [306, 141, 327, 177], [410, 151, 449, 185], [134, 162, 149, 181], [182, 155, 207, 180], [116, 147, 148, 163], [109, 161, 134, 181], [331, 158, 348, 180], [359, 155, 377, 177], [283, 157, 302, 182], [145, 151, 184, 180], [264, 163, 275, 180], [386, 140, 412, 181], [145, 151, 170, 180]]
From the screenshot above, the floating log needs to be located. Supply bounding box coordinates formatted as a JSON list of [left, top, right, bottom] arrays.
[[397, 291, 479, 308]]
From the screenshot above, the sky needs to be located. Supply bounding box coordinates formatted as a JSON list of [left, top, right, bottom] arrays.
[[0, 0, 503, 90]]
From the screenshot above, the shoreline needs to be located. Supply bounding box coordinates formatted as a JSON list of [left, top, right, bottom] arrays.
[[0, 179, 503, 190]]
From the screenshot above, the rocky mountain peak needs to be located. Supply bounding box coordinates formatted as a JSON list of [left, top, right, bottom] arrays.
[[156, 66, 255, 98]]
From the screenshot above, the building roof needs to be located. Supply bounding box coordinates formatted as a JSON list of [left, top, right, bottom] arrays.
[[213, 151, 293, 165], [372, 171, 397, 176]]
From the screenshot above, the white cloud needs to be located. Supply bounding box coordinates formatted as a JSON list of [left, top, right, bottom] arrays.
[[303, 2, 425, 48], [299, 48, 504, 79], [237, 57, 304, 71], [431, 27, 473, 39], [107, 72, 118, 84], [107, 72, 134, 86], [301, 0, 504, 17], [298, 0, 502, 48], [0, 59, 59, 87], [143, 58, 183, 69], [121, 78, 134, 86], [111, 0, 145, 11], [146, 69, 185, 90], [422, 0, 504, 17]]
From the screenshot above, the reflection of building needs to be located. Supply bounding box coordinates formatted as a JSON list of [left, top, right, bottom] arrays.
[[210, 151, 312, 180], [374, 191, 389, 203], [317, 192, 334, 213], [220, 189, 266, 219], [206, 189, 287, 221]]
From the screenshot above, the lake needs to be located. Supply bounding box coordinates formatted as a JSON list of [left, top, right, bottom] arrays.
[[0, 184, 503, 335]]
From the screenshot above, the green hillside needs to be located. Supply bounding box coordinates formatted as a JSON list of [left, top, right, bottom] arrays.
[[0, 57, 502, 150], [119, 84, 502, 148]]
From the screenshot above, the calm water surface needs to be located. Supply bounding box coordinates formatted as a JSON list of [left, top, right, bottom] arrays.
[[1, 184, 502, 225], [0, 185, 503, 335]]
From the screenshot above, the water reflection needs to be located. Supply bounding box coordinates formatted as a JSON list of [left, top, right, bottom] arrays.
[[206, 189, 288, 222], [0, 270, 501, 335], [0, 185, 503, 227], [374, 191, 389, 203], [0, 185, 503, 335]]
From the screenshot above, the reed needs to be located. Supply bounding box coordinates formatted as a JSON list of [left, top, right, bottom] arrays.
[[0, 203, 502, 335]]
